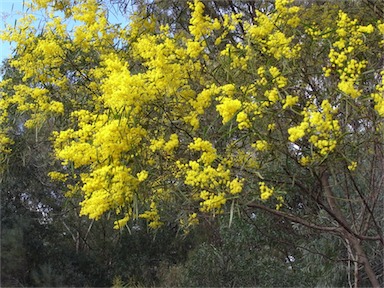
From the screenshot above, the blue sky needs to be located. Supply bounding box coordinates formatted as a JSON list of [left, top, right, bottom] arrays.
[[1, 0, 25, 63]]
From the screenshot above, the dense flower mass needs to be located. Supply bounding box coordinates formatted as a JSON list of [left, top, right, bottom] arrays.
[[0, 0, 383, 231]]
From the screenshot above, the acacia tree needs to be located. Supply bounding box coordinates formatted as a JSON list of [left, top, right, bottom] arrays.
[[1, 0, 383, 286]]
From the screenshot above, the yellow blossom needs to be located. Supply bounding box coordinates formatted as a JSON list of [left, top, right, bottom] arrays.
[[283, 95, 299, 109], [259, 182, 274, 201], [48, 171, 68, 182], [228, 178, 244, 195], [264, 88, 279, 103], [252, 140, 269, 151], [164, 134, 179, 153], [137, 170, 149, 182], [348, 161, 357, 171], [216, 97, 242, 124], [113, 214, 130, 229], [139, 201, 163, 229], [236, 111, 251, 129]]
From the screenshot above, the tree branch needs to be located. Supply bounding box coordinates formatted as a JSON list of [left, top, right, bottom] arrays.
[[245, 202, 341, 233]]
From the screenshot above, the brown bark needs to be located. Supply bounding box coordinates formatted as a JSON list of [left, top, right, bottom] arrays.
[[347, 234, 380, 288], [321, 171, 381, 288], [246, 202, 341, 233]]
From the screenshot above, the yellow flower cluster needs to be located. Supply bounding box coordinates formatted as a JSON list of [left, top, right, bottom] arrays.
[[236, 111, 251, 130], [50, 107, 149, 226], [179, 161, 229, 213], [176, 138, 245, 213], [72, 0, 112, 52], [139, 201, 163, 229], [289, 100, 340, 156], [259, 182, 274, 201], [179, 212, 199, 234], [220, 42, 251, 71], [8, 85, 64, 128], [183, 161, 230, 189], [0, 131, 13, 154], [33, 0, 51, 9], [325, 11, 374, 98], [1, 0, 383, 230], [264, 88, 280, 104], [246, 0, 301, 60], [371, 71, 384, 116], [188, 0, 221, 40], [269, 66, 288, 89], [186, 85, 220, 126], [275, 196, 284, 211], [80, 165, 138, 220], [188, 137, 217, 165], [347, 161, 357, 171], [305, 23, 332, 40], [216, 97, 242, 124], [259, 182, 284, 210], [150, 134, 179, 155], [183, 84, 225, 130], [228, 178, 244, 195], [199, 191, 226, 213], [114, 214, 131, 230], [48, 171, 68, 182], [378, 21, 384, 46], [288, 123, 308, 143], [370, 22, 384, 116], [137, 170, 149, 182], [256, 66, 268, 86], [252, 140, 269, 151], [283, 95, 299, 109]]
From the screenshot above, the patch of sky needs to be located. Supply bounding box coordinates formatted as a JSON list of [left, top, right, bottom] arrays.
[[1, 0, 26, 62]]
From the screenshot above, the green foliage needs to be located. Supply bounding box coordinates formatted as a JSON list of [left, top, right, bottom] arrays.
[[176, 215, 343, 287], [30, 264, 65, 287], [1, 225, 27, 286]]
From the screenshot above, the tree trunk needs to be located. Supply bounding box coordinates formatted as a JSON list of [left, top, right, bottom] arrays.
[[321, 172, 380, 287], [347, 234, 380, 288]]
